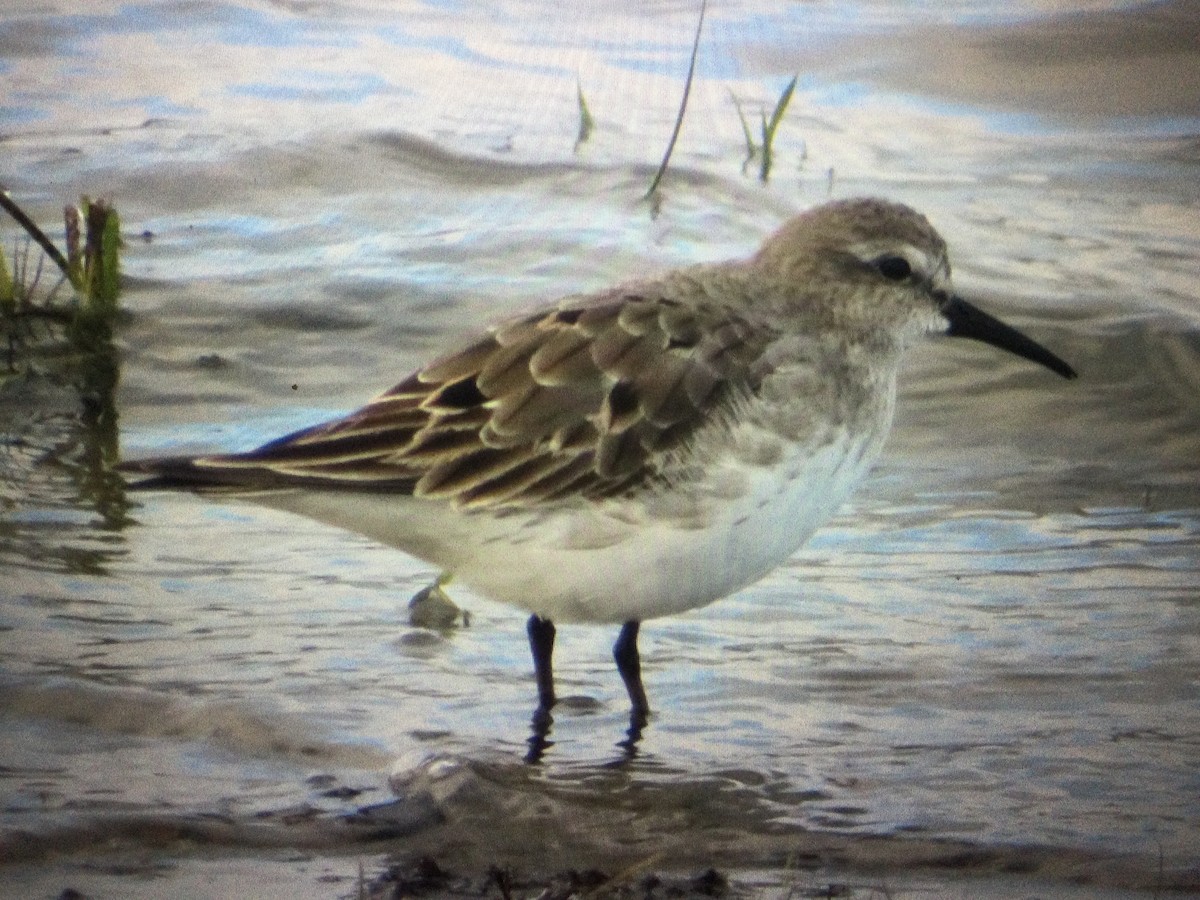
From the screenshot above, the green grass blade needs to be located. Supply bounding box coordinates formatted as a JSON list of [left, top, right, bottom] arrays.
[[0, 190, 76, 288], [645, 0, 708, 199], [764, 74, 798, 143], [95, 203, 121, 312], [759, 74, 798, 182], [0, 241, 13, 314], [576, 81, 595, 148], [730, 90, 757, 156]]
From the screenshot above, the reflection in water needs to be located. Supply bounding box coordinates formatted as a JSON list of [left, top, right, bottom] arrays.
[[0, 405, 125, 576], [525, 701, 647, 766], [1, 198, 130, 575]]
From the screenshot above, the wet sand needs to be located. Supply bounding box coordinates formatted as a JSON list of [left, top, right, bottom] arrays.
[[3, 780, 1193, 898]]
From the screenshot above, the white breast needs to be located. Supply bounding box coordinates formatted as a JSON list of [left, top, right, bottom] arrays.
[[446, 426, 882, 623]]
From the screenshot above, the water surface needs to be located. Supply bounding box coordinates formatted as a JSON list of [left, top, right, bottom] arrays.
[[2, 1, 1198, 897]]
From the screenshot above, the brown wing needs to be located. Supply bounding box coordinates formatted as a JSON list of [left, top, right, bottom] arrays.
[[125, 289, 776, 509]]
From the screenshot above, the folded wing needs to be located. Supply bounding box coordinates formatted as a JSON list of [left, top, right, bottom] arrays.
[[122, 289, 776, 509]]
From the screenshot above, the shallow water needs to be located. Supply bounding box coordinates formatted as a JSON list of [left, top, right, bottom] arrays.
[[2, 1, 1199, 896]]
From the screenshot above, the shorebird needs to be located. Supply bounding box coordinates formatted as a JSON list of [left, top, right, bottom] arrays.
[[121, 198, 1076, 747]]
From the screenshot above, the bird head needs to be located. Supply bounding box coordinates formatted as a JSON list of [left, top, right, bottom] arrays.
[[756, 198, 1077, 379]]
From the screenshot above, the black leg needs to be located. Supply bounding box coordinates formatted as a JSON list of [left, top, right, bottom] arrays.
[[526, 614, 557, 712], [525, 614, 557, 764], [613, 620, 649, 726]]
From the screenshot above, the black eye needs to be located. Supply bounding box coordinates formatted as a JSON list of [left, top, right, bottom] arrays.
[[875, 255, 912, 281]]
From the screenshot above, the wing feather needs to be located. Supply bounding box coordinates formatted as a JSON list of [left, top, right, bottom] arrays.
[[121, 286, 777, 508]]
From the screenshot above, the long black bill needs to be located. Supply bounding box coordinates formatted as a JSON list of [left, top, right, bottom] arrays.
[[941, 295, 1077, 380]]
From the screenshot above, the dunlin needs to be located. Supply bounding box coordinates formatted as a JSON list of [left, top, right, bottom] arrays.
[[121, 198, 1076, 745]]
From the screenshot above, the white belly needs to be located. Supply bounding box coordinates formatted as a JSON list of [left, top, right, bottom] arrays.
[[262, 428, 881, 624], [459, 433, 877, 622]]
